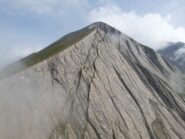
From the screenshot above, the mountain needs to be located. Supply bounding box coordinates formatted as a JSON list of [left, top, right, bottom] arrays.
[[0, 22, 185, 139], [158, 42, 185, 72]]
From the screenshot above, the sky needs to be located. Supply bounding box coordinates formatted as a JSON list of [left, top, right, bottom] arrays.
[[1, 0, 185, 68]]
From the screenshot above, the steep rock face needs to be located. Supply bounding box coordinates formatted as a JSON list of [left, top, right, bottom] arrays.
[[158, 42, 185, 73], [0, 22, 185, 139]]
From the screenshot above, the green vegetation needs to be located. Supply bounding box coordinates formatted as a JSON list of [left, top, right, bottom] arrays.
[[0, 27, 94, 79]]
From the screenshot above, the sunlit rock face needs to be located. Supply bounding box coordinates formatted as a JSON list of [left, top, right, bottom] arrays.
[[0, 22, 185, 139]]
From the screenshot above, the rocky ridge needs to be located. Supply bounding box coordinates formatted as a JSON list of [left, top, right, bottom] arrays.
[[0, 22, 185, 139]]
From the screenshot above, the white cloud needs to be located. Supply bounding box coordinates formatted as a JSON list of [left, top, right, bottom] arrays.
[[175, 47, 185, 55], [9, 44, 43, 59], [0, 42, 44, 69], [88, 5, 185, 49]]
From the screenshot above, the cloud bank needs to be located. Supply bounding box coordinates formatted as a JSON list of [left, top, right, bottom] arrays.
[[88, 5, 185, 49]]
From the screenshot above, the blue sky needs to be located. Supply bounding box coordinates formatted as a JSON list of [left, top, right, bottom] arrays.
[[1, 0, 185, 68]]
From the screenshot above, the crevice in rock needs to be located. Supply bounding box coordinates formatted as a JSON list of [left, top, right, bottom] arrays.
[[112, 129, 116, 139], [138, 64, 185, 121], [113, 66, 155, 139], [106, 78, 129, 130], [78, 29, 106, 139]]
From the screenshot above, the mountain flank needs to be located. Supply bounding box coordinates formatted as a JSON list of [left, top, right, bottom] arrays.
[[0, 22, 185, 139]]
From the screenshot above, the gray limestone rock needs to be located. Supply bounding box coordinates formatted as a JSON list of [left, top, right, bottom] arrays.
[[0, 22, 185, 139]]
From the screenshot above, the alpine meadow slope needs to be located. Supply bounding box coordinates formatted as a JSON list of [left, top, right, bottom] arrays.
[[0, 22, 185, 139]]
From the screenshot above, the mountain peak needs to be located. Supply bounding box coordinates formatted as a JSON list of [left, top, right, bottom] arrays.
[[88, 21, 108, 28], [166, 42, 185, 48], [158, 42, 185, 53], [1, 22, 185, 139], [88, 21, 121, 34]]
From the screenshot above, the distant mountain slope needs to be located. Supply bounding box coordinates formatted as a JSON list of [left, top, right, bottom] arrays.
[[158, 42, 185, 72], [0, 22, 185, 139]]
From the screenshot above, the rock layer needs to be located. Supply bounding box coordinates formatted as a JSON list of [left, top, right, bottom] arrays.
[[0, 22, 185, 139]]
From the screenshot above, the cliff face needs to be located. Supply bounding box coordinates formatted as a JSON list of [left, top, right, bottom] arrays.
[[0, 22, 185, 139]]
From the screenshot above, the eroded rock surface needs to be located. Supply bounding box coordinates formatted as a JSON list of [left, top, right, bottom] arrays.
[[0, 22, 185, 139]]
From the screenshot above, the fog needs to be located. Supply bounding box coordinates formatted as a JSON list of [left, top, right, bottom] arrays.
[[0, 63, 68, 139]]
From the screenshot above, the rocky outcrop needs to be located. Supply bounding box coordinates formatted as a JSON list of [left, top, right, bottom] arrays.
[[0, 22, 185, 139]]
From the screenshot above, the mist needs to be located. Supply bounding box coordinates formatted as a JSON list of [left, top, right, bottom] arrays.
[[0, 62, 68, 139]]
